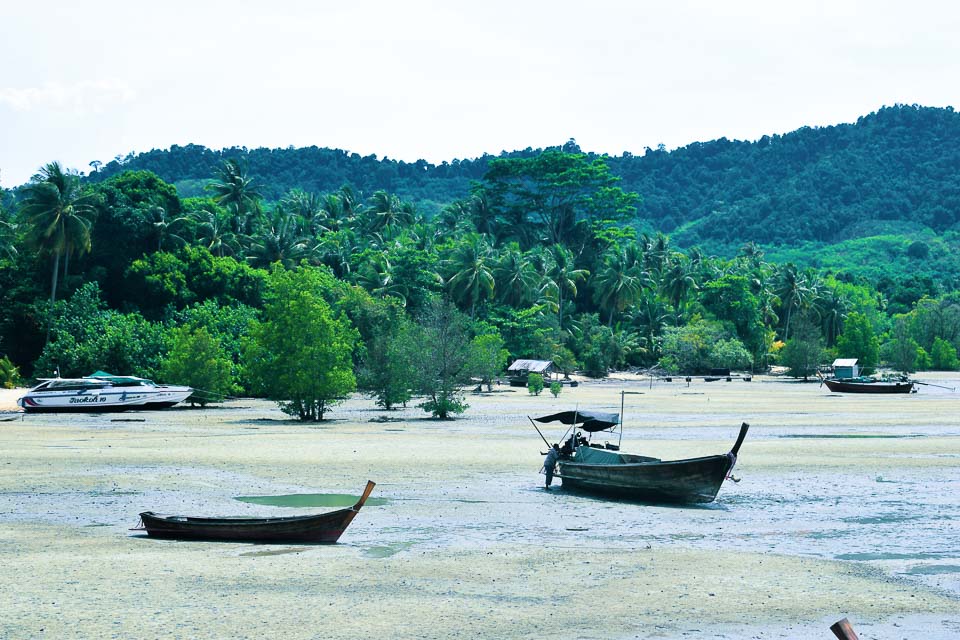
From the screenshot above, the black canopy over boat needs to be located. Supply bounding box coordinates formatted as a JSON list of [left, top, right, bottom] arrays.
[[532, 406, 749, 504], [136, 480, 376, 543]]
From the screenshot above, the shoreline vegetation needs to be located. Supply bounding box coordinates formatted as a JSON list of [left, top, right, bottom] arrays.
[[2, 377, 959, 638]]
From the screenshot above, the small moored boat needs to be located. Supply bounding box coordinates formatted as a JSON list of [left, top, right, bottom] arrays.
[[136, 481, 376, 543], [532, 405, 749, 504], [822, 377, 914, 394]]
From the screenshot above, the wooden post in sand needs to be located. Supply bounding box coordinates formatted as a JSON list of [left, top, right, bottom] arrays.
[[829, 618, 859, 640]]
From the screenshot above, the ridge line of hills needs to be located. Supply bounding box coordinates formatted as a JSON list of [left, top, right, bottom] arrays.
[[82, 103, 960, 251]]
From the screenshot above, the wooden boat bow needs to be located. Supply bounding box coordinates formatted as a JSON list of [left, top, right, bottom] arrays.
[[730, 422, 750, 457]]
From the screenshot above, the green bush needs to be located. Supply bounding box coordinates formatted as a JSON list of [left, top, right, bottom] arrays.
[[0, 356, 20, 389], [160, 326, 237, 406], [549, 381, 562, 398], [527, 373, 544, 396]]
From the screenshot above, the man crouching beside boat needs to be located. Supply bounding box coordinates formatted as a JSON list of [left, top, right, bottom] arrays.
[[543, 444, 561, 488]]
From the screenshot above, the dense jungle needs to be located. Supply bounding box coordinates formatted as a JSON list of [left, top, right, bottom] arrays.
[[2, 103, 959, 419]]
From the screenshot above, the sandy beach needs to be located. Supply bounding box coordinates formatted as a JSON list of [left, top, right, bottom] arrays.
[[1, 376, 959, 639]]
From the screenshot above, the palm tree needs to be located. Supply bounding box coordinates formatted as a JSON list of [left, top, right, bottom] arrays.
[[593, 244, 648, 326], [366, 190, 414, 233], [542, 244, 589, 338], [209, 159, 262, 233], [284, 189, 325, 235], [0, 218, 16, 260], [776, 264, 821, 340], [150, 205, 190, 252], [244, 205, 314, 269], [492, 243, 540, 307], [316, 229, 360, 280], [20, 162, 96, 339], [445, 233, 495, 319], [355, 253, 411, 305], [662, 256, 698, 320], [191, 208, 239, 257]]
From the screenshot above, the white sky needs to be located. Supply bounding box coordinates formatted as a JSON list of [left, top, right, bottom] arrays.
[[1, 0, 957, 188]]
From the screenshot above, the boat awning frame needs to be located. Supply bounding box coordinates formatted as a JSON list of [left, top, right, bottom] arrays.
[[532, 410, 620, 433]]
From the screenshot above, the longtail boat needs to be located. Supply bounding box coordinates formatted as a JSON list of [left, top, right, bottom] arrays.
[[822, 377, 914, 394], [532, 403, 748, 504], [136, 480, 375, 543]]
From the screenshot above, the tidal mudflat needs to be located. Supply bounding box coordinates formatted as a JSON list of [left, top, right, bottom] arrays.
[[1, 376, 959, 639]]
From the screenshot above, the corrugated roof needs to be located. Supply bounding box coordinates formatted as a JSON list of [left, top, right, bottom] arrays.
[[507, 359, 554, 373], [832, 358, 858, 367]]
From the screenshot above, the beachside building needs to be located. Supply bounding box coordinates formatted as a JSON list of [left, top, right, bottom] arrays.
[[832, 358, 860, 379], [506, 359, 556, 387]]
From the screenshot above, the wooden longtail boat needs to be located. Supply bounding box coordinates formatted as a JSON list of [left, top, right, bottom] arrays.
[[822, 377, 914, 394], [533, 407, 749, 504], [136, 481, 375, 543]]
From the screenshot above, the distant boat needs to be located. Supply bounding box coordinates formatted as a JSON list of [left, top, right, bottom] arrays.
[[136, 481, 376, 543], [532, 406, 749, 504], [17, 371, 193, 413], [821, 377, 914, 394]]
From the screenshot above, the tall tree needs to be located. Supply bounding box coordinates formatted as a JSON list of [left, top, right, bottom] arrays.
[[836, 311, 880, 371], [541, 244, 589, 339], [19, 162, 96, 340], [209, 159, 262, 233], [406, 299, 474, 419], [592, 243, 648, 326], [481, 151, 639, 248], [445, 233, 495, 319], [243, 268, 358, 421]]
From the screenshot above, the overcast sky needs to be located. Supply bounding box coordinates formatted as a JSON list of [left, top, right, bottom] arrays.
[[1, 1, 957, 188]]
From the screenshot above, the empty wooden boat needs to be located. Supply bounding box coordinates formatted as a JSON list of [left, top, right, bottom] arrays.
[[136, 480, 375, 543]]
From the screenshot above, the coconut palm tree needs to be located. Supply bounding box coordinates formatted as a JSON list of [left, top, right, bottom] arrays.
[[492, 243, 540, 307], [776, 264, 820, 340], [20, 162, 96, 339], [150, 205, 190, 252], [209, 159, 262, 233], [661, 256, 698, 319], [366, 190, 414, 233], [541, 244, 589, 338], [191, 208, 239, 258], [594, 245, 649, 326], [244, 205, 314, 269], [445, 233, 495, 319], [0, 218, 16, 260]]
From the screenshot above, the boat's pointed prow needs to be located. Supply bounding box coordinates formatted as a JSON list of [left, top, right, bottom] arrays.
[[730, 422, 750, 456], [353, 480, 377, 510]]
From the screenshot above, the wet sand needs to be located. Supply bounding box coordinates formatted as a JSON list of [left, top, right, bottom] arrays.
[[1, 376, 959, 639]]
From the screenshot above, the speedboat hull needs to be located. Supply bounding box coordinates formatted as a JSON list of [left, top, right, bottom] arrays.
[[17, 376, 194, 413]]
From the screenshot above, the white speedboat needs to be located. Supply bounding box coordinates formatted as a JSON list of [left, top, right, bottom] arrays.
[[84, 371, 193, 409], [17, 372, 193, 413]]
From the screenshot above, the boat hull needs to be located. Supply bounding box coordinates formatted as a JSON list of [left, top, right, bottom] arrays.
[[18, 383, 194, 413], [18, 390, 152, 413], [139, 511, 357, 543], [138, 481, 376, 543], [823, 379, 913, 394], [559, 452, 736, 504]]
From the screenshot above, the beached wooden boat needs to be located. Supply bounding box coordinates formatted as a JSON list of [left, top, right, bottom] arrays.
[[532, 407, 749, 504], [822, 377, 914, 394], [136, 481, 375, 543]]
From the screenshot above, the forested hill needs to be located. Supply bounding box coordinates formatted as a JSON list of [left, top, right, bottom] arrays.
[[89, 104, 960, 249]]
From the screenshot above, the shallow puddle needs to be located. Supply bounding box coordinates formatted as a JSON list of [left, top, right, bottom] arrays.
[[905, 564, 960, 575], [779, 434, 923, 439], [363, 541, 414, 558], [235, 493, 389, 508]]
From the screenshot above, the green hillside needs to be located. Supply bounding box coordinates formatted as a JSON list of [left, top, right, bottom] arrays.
[[88, 104, 960, 251], [3, 105, 960, 392]]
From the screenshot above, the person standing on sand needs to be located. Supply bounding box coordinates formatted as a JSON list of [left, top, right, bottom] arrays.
[[543, 443, 560, 488]]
